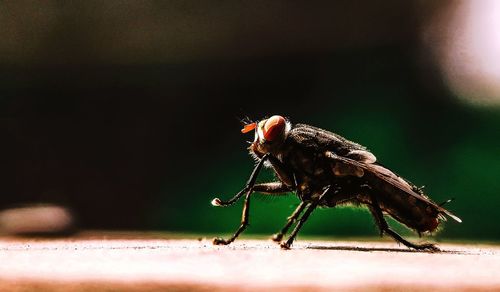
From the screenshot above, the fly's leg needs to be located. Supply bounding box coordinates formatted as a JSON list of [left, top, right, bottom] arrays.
[[212, 182, 291, 245], [211, 153, 270, 208], [212, 153, 294, 245], [252, 182, 292, 194], [368, 193, 439, 252], [212, 152, 296, 246], [280, 186, 331, 250], [212, 154, 269, 245], [213, 191, 252, 245], [271, 201, 307, 242]]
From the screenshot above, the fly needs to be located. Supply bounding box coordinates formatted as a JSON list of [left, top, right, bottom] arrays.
[[211, 115, 461, 250]]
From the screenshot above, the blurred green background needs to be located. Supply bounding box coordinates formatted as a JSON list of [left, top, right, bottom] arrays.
[[0, 1, 499, 241]]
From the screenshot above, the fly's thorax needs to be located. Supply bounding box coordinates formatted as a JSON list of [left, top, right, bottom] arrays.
[[283, 145, 330, 178], [281, 143, 337, 200]]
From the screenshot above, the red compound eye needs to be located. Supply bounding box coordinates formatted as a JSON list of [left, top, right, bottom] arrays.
[[263, 115, 286, 141], [241, 122, 256, 134]]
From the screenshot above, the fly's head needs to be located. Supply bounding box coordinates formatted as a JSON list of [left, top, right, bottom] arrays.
[[241, 115, 291, 157]]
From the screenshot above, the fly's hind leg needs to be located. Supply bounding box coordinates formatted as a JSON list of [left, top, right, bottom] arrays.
[[271, 201, 307, 243], [368, 193, 439, 252]]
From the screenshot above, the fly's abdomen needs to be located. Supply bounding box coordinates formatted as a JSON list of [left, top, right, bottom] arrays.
[[379, 193, 440, 233], [367, 174, 441, 232]]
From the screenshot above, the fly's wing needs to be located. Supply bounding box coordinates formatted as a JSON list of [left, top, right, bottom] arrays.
[[325, 151, 462, 223], [290, 124, 375, 161]]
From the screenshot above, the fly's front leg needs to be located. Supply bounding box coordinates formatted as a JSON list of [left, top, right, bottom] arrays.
[[271, 202, 307, 243], [211, 153, 270, 208], [280, 186, 331, 249], [212, 154, 269, 245], [212, 182, 292, 245], [213, 191, 252, 245], [368, 193, 439, 252], [212, 153, 294, 246]]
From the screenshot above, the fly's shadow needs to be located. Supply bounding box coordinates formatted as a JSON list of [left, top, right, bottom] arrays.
[[305, 244, 468, 254]]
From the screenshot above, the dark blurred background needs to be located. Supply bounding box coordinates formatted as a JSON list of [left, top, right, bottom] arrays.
[[0, 1, 499, 240]]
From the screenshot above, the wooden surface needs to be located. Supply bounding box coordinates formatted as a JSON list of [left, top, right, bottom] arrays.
[[0, 232, 499, 291]]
